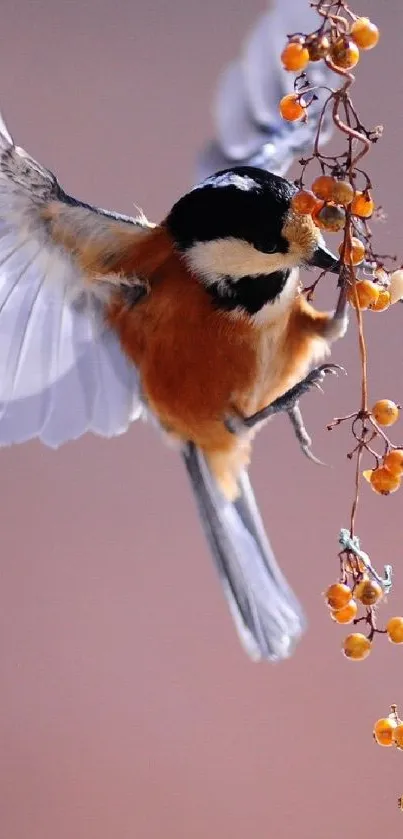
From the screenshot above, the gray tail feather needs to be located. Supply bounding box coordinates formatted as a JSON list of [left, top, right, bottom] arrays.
[[182, 442, 306, 662]]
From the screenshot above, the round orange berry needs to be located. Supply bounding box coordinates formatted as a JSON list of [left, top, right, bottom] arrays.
[[355, 579, 383, 606], [339, 237, 365, 265], [314, 203, 346, 232], [331, 600, 358, 624], [369, 289, 391, 311], [331, 180, 354, 206], [389, 269, 403, 305], [281, 41, 310, 71], [350, 17, 380, 50], [312, 175, 336, 201], [373, 717, 397, 747], [384, 450, 403, 476], [325, 582, 352, 610], [331, 37, 360, 69], [307, 35, 330, 62], [393, 724, 403, 750], [291, 190, 319, 215], [370, 466, 401, 495], [372, 399, 400, 427], [351, 191, 374, 218], [387, 617, 403, 644], [279, 94, 306, 122], [343, 633, 371, 660], [348, 280, 379, 310]]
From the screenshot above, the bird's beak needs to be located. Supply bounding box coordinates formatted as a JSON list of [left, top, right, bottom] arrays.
[[308, 243, 340, 274]]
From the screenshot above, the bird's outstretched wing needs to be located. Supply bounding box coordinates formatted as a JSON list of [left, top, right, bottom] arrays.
[[198, 0, 336, 179], [0, 113, 152, 447]]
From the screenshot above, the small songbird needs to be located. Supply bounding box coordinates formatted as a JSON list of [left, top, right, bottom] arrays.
[[0, 111, 348, 662]]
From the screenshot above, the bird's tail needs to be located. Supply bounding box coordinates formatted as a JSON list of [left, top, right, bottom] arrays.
[[182, 442, 306, 662]]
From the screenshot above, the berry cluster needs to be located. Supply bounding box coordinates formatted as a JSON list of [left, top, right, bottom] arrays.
[[325, 574, 403, 660], [278, 0, 403, 664], [279, 15, 379, 122]]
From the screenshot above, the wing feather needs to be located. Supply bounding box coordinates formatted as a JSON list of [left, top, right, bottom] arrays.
[[198, 0, 337, 179], [0, 112, 149, 447]]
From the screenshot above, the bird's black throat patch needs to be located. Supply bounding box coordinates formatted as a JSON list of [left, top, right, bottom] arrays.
[[206, 270, 290, 315]]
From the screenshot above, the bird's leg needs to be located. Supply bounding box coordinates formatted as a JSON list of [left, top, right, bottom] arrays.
[[228, 363, 344, 430], [321, 276, 349, 342], [224, 363, 344, 461]]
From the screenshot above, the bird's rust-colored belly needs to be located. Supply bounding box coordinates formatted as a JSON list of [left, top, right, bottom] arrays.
[[107, 263, 265, 447]]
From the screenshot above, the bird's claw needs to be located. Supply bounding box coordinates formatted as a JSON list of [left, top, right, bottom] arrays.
[[287, 404, 327, 467], [299, 363, 345, 395]]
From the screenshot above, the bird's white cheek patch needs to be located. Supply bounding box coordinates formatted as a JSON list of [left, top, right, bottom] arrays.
[[185, 237, 300, 284]]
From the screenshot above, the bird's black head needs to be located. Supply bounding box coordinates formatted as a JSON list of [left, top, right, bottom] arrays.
[[165, 167, 338, 316], [166, 167, 296, 254]]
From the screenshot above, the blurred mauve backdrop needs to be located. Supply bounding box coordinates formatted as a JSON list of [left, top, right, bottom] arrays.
[[1, 1, 403, 837]]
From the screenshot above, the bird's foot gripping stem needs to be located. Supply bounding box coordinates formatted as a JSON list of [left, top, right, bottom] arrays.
[[225, 364, 345, 464]]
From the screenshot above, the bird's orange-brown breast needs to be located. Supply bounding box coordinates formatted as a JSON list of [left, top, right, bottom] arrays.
[[106, 227, 262, 449]]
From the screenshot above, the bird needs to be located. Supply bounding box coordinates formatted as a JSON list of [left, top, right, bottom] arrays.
[[0, 105, 349, 663], [0, 0, 352, 670]]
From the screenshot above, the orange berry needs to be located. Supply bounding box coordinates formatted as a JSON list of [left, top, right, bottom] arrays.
[[384, 450, 403, 476], [331, 180, 354, 206], [312, 175, 336, 201], [389, 269, 403, 305], [291, 190, 320, 215], [314, 203, 346, 232], [348, 280, 379, 310], [325, 582, 352, 610], [307, 35, 330, 62], [351, 191, 374, 218], [331, 600, 358, 624], [354, 579, 383, 606], [369, 289, 391, 311], [393, 724, 403, 750], [373, 717, 397, 747], [279, 94, 306, 122], [387, 617, 403, 644], [370, 466, 401, 495], [331, 37, 360, 69], [372, 399, 400, 427], [281, 41, 310, 71], [339, 237, 366, 265], [350, 17, 380, 50], [343, 633, 371, 660]]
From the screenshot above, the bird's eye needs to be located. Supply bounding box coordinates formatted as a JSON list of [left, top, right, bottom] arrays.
[[255, 240, 278, 254]]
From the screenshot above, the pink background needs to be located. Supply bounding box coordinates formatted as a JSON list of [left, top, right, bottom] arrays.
[[1, 1, 403, 837]]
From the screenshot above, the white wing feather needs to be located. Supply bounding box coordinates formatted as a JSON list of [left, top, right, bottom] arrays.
[[198, 0, 337, 179], [0, 113, 148, 447]]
